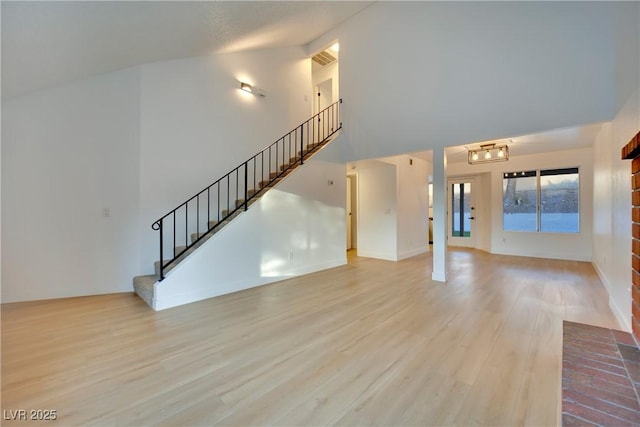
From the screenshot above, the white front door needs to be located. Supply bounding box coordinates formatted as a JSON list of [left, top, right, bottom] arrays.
[[448, 179, 476, 248]]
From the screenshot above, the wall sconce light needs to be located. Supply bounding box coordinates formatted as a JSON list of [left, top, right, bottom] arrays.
[[239, 81, 266, 97], [468, 143, 509, 164]]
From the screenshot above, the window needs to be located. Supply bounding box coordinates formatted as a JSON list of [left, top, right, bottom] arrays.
[[503, 171, 537, 232], [502, 167, 579, 233], [540, 168, 580, 233]]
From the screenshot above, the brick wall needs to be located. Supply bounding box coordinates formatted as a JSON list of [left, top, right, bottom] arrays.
[[622, 131, 640, 342]]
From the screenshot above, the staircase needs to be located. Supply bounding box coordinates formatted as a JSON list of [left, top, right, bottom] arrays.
[[133, 100, 342, 308]]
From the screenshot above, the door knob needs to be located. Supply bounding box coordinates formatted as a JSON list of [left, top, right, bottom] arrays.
[[468, 217, 475, 220]]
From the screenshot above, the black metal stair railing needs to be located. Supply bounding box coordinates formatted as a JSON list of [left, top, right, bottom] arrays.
[[151, 99, 342, 281]]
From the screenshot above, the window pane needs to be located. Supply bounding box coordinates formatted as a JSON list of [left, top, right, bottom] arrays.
[[503, 172, 537, 232], [540, 169, 579, 233]]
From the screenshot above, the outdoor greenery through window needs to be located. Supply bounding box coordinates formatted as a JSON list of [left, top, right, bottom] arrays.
[[503, 167, 579, 233]]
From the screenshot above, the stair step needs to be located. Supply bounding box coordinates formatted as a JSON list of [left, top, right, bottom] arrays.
[[190, 232, 207, 244], [154, 260, 171, 277], [298, 145, 314, 156], [221, 208, 243, 219], [260, 177, 283, 188], [133, 274, 157, 308]]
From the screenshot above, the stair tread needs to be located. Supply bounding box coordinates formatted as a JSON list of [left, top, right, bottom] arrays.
[[133, 274, 157, 288]]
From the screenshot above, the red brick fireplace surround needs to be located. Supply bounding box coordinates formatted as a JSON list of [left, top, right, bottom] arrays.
[[622, 130, 640, 343]]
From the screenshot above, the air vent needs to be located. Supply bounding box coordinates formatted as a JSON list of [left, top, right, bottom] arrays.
[[312, 50, 337, 66]]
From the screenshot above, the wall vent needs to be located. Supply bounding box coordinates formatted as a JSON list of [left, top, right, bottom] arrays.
[[312, 50, 337, 66]]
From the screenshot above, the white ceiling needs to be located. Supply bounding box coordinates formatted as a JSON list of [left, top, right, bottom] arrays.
[[1, 1, 373, 99], [2, 1, 603, 161], [445, 122, 604, 164], [349, 123, 603, 169]]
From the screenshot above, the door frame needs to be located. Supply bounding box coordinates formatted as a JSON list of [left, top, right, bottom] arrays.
[[346, 173, 357, 250], [447, 177, 477, 248]]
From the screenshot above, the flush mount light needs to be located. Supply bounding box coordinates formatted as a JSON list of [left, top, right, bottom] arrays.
[[468, 143, 509, 164], [240, 82, 253, 93]]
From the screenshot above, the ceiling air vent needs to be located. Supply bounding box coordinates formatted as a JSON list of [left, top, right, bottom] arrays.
[[312, 50, 337, 66]]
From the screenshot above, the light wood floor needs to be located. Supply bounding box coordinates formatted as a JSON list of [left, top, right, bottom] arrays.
[[2, 249, 620, 426]]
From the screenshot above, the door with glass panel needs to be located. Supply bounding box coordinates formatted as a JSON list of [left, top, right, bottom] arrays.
[[448, 179, 476, 247]]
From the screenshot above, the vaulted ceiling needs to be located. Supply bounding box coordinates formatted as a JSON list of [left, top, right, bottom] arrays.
[[1, 1, 373, 99]]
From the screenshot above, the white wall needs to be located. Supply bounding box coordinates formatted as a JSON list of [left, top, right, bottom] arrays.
[[593, 87, 640, 331], [387, 155, 430, 259], [2, 46, 341, 304], [356, 154, 429, 261], [139, 47, 312, 273], [2, 68, 142, 302], [153, 139, 347, 310], [448, 147, 595, 262], [309, 1, 619, 161], [477, 173, 493, 253], [592, 0, 639, 331], [357, 161, 397, 261]]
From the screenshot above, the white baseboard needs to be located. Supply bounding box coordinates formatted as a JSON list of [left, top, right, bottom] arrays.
[[592, 261, 631, 332], [490, 247, 591, 262], [609, 295, 631, 332], [397, 246, 429, 261], [356, 251, 398, 261]]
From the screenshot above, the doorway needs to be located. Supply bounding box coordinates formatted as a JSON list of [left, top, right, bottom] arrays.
[[311, 41, 339, 144], [448, 178, 476, 248], [346, 174, 357, 250], [316, 79, 333, 114]]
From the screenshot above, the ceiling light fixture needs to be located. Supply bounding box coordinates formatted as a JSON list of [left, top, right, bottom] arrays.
[[240, 82, 252, 93], [468, 143, 509, 164]]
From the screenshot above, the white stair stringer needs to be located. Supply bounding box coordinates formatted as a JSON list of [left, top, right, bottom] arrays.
[[132, 133, 344, 310]]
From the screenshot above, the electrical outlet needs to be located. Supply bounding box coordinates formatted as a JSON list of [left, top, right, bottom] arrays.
[[289, 251, 294, 261], [102, 208, 111, 218]]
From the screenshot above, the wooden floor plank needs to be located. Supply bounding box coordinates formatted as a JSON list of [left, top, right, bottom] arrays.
[[1, 249, 620, 426]]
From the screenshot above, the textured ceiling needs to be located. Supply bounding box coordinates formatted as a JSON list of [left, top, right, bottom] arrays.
[[1, 1, 373, 99]]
